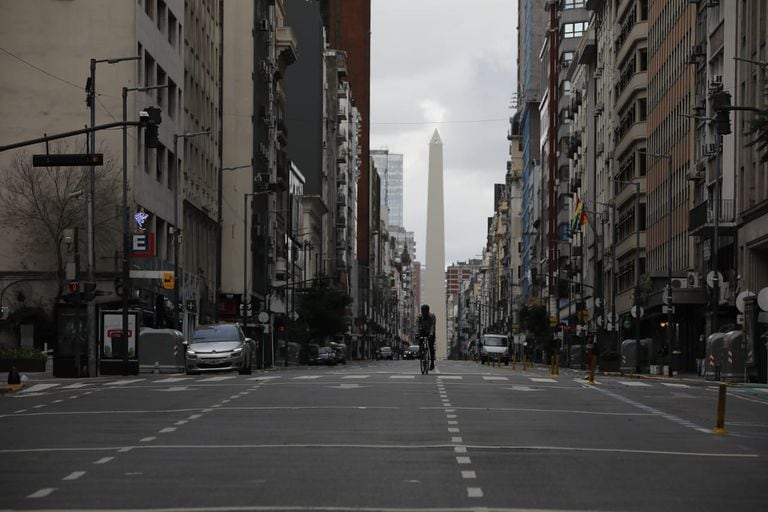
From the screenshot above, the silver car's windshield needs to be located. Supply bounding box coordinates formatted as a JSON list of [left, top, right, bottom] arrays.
[[191, 325, 240, 344], [482, 336, 507, 347]]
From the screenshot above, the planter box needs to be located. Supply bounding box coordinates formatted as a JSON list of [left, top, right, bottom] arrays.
[[0, 358, 47, 372]]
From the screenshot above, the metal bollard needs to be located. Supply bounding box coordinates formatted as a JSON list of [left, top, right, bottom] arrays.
[[713, 383, 728, 433]]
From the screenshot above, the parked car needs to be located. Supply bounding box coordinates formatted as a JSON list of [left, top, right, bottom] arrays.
[[184, 323, 254, 375], [403, 344, 421, 360], [329, 342, 347, 365], [377, 346, 393, 360], [309, 346, 337, 365]]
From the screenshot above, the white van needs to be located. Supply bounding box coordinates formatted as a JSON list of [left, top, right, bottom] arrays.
[[480, 334, 510, 365]]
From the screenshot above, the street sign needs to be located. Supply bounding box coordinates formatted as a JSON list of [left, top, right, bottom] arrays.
[[736, 291, 755, 313], [258, 311, 270, 324], [289, 311, 299, 321], [623, 317, 633, 330], [185, 299, 196, 313], [631, 306, 644, 319], [162, 272, 174, 289], [549, 316, 557, 327], [33, 153, 103, 167], [706, 271, 723, 289]]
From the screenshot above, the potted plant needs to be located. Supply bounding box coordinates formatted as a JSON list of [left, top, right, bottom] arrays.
[[0, 346, 48, 372]]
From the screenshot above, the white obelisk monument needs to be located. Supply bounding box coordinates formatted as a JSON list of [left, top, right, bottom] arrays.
[[424, 130, 447, 359]]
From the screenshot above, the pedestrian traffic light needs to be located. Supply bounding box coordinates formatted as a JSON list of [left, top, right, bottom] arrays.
[[710, 90, 732, 135], [69, 280, 80, 293], [275, 315, 286, 333]]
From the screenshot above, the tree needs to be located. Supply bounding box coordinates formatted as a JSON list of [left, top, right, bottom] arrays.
[[746, 106, 768, 163], [0, 147, 121, 299], [295, 280, 353, 340]]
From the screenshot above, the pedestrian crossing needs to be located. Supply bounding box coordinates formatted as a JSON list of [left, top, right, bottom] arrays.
[[11, 373, 712, 395]]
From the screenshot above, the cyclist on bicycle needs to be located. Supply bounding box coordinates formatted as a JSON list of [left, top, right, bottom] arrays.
[[417, 304, 436, 370]]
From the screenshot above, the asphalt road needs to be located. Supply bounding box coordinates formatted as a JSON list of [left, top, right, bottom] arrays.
[[1, 360, 767, 512]]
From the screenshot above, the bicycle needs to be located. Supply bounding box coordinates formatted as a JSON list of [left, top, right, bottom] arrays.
[[418, 336, 431, 375]]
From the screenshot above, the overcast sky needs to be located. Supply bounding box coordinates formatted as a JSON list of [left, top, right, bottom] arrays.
[[370, 0, 518, 267]]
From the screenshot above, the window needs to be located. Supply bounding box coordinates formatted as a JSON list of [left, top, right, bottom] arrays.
[[156, 145, 166, 184], [168, 11, 177, 47], [563, 22, 588, 39], [564, 0, 586, 8], [157, 0, 166, 32], [144, 0, 153, 20]]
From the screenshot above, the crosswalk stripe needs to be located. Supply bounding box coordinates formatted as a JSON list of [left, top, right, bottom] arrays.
[[530, 378, 557, 383], [104, 379, 146, 386], [248, 376, 281, 381], [154, 377, 191, 383], [483, 376, 508, 381], [20, 384, 59, 393], [294, 375, 322, 380], [342, 375, 370, 379], [437, 375, 463, 380], [199, 376, 237, 382], [60, 383, 90, 389], [390, 375, 415, 379], [661, 383, 690, 388], [619, 381, 651, 387]]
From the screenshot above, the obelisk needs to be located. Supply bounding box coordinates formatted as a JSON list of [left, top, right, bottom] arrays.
[[424, 130, 446, 359]]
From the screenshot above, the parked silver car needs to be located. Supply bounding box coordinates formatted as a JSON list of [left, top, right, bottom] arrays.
[[184, 323, 254, 375]]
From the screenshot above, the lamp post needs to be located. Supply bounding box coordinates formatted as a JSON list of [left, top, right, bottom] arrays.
[[86, 55, 139, 377], [640, 151, 674, 376], [173, 131, 210, 333], [614, 178, 642, 374], [121, 83, 168, 375]]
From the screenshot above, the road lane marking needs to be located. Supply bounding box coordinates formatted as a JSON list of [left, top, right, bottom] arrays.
[[454, 446, 467, 453], [451, 437, 463, 443], [661, 383, 690, 388], [596, 386, 708, 432], [247, 376, 280, 381], [139, 437, 156, 442], [20, 384, 59, 393], [104, 379, 145, 386], [14, 409, 28, 413], [188, 414, 202, 420], [437, 375, 463, 380], [390, 375, 415, 379], [174, 420, 188, 426], [461, 470, 476, 479], [448, 421, 458, 425], [68, 395, 79, 399], [159, 427, 177, 433], [27, 488, 56, 498], [505, 386, 542, 392], [221, 400, 231, 403], [155, 377, 192, 383], [118, 447, 132, 453], [342, 375, 369, 379], [467, 487, 484, 498], [94, 457, 114, 464], [294, 375, 322, 379], [619, 381, 651, 387], [447, 414, 457, 419], [530, 378, 557, 383], [448, 428, 460, 433], [456, 456, 472, 464], [154, 386, 190, 392], [483, 376, 509, 381], [61, 383, 90, 389], [62, 471, 86, 481], [33, 404, 46, 409]]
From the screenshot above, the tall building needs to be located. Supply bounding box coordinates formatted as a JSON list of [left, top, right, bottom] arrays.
[[517, 0, 549, 299], [0, 0, 219, 364], [370, 149, 404, 227], [323, 0, 372, 335]]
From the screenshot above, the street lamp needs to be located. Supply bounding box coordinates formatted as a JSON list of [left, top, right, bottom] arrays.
[[173, 130, 211, 332], [85, 55, 140, 377], [121, 83, 169, 375], [640, 151, 674, 376], [614, 177, 642, 374]]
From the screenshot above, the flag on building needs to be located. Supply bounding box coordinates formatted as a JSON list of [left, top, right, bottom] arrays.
[[571, 196, 587, 235]]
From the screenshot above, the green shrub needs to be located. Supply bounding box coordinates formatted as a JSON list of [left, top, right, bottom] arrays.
[[0, 346, 47, 361]]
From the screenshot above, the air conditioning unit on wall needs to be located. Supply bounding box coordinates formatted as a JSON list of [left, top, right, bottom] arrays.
[[670, 277, 688, 289]]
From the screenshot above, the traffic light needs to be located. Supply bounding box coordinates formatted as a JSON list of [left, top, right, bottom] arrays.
[[141, 106, 162, 148], [274, 315, 286, 333], [710, 90, 732, 135], [69, 280, 80, 293]]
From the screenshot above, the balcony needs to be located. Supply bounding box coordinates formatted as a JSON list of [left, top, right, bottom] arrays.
[[616, 21, 647, 67], [615, 71, 647, 113], [615, 231, 645, 260], [688, 199, 737, 237]]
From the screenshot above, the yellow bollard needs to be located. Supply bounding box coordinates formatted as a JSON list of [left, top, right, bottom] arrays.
[[713, 383, 728, 433], [512, 357, 516, 372], [587, 354, 597, 384]]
